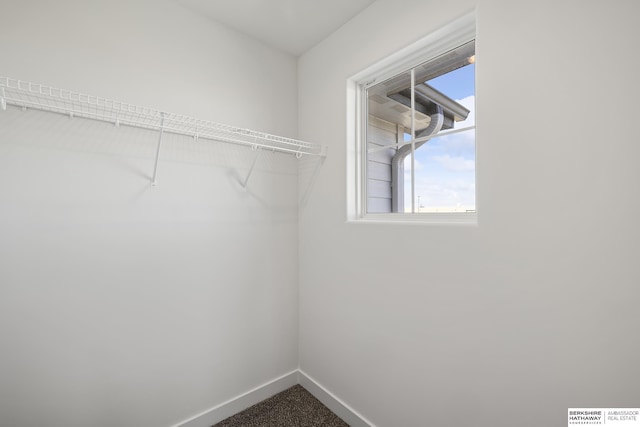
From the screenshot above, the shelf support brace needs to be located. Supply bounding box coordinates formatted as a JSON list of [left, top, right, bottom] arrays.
[[242, 146, 261, 191], [1, 87, 6, 111], [151, 113, 166, 186]]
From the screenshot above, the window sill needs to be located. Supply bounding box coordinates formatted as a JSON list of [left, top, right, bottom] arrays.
[[347, 212, 477, 225]]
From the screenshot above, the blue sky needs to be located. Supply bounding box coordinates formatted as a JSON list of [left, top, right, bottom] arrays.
[[428, 63, 475, 99], [404, 63, 475, 211]]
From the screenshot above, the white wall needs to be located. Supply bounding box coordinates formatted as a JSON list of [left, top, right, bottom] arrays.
[[298, 1, 640, 426], [0, 1, 299, 426]]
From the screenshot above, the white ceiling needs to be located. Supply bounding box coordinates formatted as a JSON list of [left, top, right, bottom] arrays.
[[176, 0, 376, 56]]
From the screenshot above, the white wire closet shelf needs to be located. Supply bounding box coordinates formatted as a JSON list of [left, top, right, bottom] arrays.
[[0, 77, 327, 159]]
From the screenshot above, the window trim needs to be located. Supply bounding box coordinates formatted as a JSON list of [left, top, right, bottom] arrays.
[[347, 10, 477, 224]]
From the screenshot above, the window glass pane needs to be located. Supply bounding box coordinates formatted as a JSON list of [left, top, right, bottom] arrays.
[[416, 63, 475, 213], [366, 69, 412, 214], [412, 129, 475, 213], [365, 41, 475, 214]]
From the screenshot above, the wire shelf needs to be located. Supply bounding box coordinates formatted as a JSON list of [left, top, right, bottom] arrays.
[[0, 76, 326, 158]]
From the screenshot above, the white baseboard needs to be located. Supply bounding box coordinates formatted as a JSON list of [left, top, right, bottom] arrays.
[[172, 369, 373, 427], [297, 370, 375, 427], [173, 370, 298, 427]]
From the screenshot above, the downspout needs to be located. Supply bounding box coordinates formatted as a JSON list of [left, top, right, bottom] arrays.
[[391, 105, 444, 212]]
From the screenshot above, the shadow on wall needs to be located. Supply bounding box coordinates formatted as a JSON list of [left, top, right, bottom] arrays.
[[0, 106, 305, 225], [0, 106, 299, 189], [298, 154, 326, 208]]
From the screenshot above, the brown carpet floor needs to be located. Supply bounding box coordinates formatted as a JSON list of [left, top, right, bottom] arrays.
[[212, 385, 349, 427]]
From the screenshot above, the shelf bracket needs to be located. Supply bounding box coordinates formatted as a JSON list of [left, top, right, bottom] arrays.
[[1, 87, 6, 111], [151, 112, 166, 186], [242, 145, 261, 191]]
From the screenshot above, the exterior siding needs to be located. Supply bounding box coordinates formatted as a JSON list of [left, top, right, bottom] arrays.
[[366, 116, 397, 213]]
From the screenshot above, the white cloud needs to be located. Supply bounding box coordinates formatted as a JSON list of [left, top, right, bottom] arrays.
[[403, 156, 423, 177], [419, 182, 474, 208], [433, 154, 475, 172], [404, 176, 476, 210]]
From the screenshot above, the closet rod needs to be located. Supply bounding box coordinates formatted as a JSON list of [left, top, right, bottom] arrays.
[[0, 77, 327, 159]]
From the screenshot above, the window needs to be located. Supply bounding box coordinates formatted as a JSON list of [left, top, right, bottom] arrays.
[[348, 12, 476, 224]]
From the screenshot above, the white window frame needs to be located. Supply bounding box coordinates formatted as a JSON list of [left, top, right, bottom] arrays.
[[347, 11, 477, 225]]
